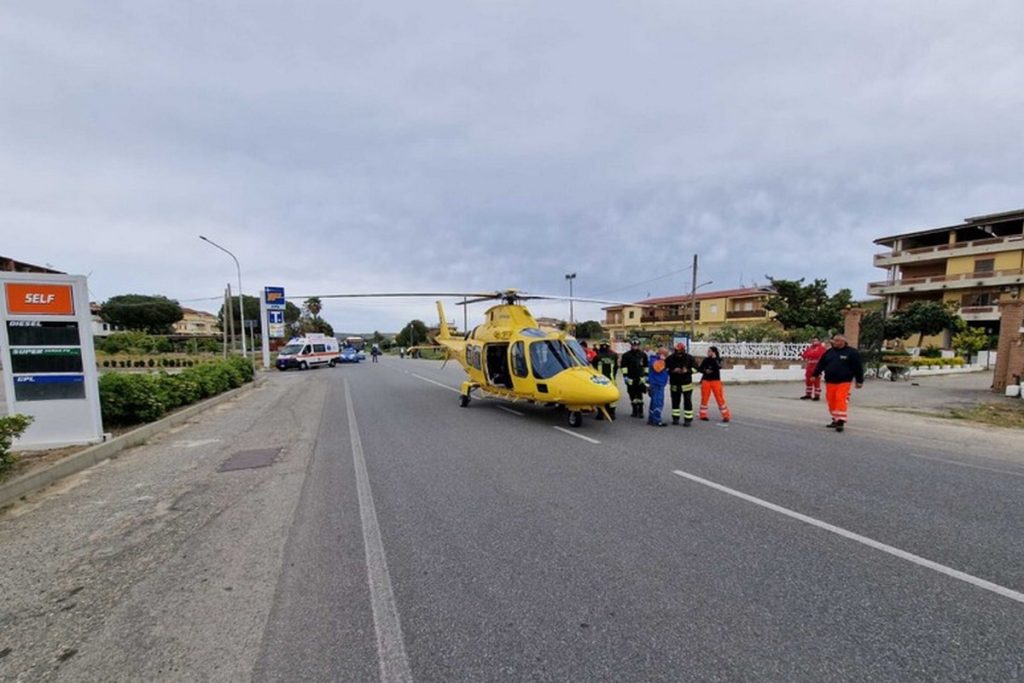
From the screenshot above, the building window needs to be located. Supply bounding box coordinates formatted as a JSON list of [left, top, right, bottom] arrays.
[[709, 304, 718, 314], [974, 258, 995, 274], [628, 311, 634, 319]]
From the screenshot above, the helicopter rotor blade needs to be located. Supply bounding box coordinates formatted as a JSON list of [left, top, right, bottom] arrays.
[[289, 292, 498, 301]]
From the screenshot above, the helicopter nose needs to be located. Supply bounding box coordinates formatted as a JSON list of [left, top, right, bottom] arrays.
[[565, 368, 620, 404]]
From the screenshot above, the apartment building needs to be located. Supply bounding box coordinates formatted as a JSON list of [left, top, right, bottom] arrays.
[[603, 287, 775, 341], [173, 308, 220, 336], [869, 209, 1024, 338]]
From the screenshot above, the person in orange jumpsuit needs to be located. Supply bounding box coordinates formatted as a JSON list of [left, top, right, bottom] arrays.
[[800, 336, 826, 400], [812, 334, 864, 433], [698, 346, 731, 422]]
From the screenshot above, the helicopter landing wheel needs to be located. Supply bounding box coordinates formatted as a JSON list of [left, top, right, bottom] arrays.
[[567, 411, 583, 428], [459, 393, 471, 408], [607, 406, 616, 421]]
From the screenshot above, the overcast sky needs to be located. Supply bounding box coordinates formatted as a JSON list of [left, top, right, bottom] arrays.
[[3, 1, 1022, 332]]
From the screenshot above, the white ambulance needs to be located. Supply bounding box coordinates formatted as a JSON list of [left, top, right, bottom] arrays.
[[275, 334, 340, 370]]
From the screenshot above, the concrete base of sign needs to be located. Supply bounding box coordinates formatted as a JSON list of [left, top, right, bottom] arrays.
[[0, 379, 261, 510]]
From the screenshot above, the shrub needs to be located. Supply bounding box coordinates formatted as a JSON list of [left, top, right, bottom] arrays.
[[98, 357, 254, 426], [1, 414, 34, 475], [920, 345, 943, 359]]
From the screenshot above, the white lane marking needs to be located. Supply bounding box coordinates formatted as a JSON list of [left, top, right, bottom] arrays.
[[908, 453, 1024, 478], [411, 373, 461, 394], [671, 469, 1024, 605], [497, 405, 524, 417], [552, 426, 601, 444], [344, 380, 413, 682]]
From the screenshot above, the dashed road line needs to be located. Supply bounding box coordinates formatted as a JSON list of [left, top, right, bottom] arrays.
[[671, 468, 1024, 605], [411, 373, 461, 394], [908, 453, 1024, 478], [552, 426, 601, 444], [344, 380, 413, 682]]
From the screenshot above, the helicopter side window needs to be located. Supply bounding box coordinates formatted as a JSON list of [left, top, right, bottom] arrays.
[[511, 342, 528, 378], [530, 341, 573, 379]]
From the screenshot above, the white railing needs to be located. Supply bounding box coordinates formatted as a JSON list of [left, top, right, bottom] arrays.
[[691, 341, 807, 361]]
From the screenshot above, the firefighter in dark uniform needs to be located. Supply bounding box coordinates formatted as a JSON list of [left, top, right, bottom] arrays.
[[591, 341, 619, 420], [666, 342, 699, 426], [620, 339, 648, 418]]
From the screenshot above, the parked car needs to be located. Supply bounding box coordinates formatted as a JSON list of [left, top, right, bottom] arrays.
[[338, 346, 362, 364]]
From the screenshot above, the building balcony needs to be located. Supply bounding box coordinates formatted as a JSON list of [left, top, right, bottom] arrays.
[[959, 305, 1001, 322], [867, 268, 1024, 296], [725, 309, 768, 319], [873, 234, 1024, 267], [639, 315, 697, 324]]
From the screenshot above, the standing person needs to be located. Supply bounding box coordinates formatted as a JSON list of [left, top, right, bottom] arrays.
[[647, 347, 669, 427], [813, 334, 864, 433], [801, 336, 826, 400], [371, 344, 381, 363], [666, 343, 700, 426], [591, 342, 619, 420], [580, 340, 597, 364], [698, 346, 731, 422], [620, 339, 649, 418]]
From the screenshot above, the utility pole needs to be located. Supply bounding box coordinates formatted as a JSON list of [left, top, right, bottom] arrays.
[[689, 254, 698, 345], [565, 272, 577, 333], [222, 286, 229, 358], [226, 283, 236, 354]]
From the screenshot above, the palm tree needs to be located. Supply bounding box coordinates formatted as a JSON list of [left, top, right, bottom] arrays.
[[304, 297, 323, 320]]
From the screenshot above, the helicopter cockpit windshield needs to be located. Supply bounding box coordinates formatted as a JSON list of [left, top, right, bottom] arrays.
[[565, 339, 588, 366], [529, 340, 581, 379]]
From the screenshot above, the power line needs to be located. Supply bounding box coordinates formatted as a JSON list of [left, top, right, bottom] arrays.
[[591, 265, 694, 298]]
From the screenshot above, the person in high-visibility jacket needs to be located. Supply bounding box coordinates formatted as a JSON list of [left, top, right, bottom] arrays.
[[666, 343, 700, 426], [698, 346, 731, 422], [800, 336, 826, 400], [647, 347, 669, 427], [812, 334, 864, 433], [620, 339, 649, 418], [591, 342, 619, 420]]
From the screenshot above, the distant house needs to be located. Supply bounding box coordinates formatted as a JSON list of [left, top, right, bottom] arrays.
[[90, 302, 120, 337], [1, 255, 63, 274], [603, 287, 776, 341], [173, 308, 220, 336]]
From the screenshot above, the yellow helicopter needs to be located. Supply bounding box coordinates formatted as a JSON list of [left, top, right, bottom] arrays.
[[303, 289, 630, 427]]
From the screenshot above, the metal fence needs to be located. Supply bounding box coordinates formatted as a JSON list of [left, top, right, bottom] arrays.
[[691, 341, 806, 361]]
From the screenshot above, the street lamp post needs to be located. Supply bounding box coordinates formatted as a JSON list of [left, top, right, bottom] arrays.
[[565, 272, 576, 332], [200, 236, 246, 358]]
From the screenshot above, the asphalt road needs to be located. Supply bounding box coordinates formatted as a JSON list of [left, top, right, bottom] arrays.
[[1, 359, 1022, 681]]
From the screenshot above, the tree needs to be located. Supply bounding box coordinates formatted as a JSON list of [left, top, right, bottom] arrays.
[[395, 320, 429, 347], [218, 296, 301, 336], [952, 326, 988, 359], [887, 301, 960, 347], [764, 277, 853, 331], [296, 316, 334, 337], [304, 297, 323, 320], [574, 320, 604, 339], [100, 294, 184, 334], [371, 331, 385, 344]]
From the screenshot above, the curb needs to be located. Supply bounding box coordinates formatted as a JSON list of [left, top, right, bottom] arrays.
[[0, 378, 263, 510]]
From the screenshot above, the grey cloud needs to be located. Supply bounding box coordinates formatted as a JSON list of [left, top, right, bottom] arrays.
[[2, 0, 1022, 331]]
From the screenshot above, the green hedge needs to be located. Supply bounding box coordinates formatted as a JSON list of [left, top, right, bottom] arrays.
[[1, 414, 34, 475], [99, 357, 254, 426]]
